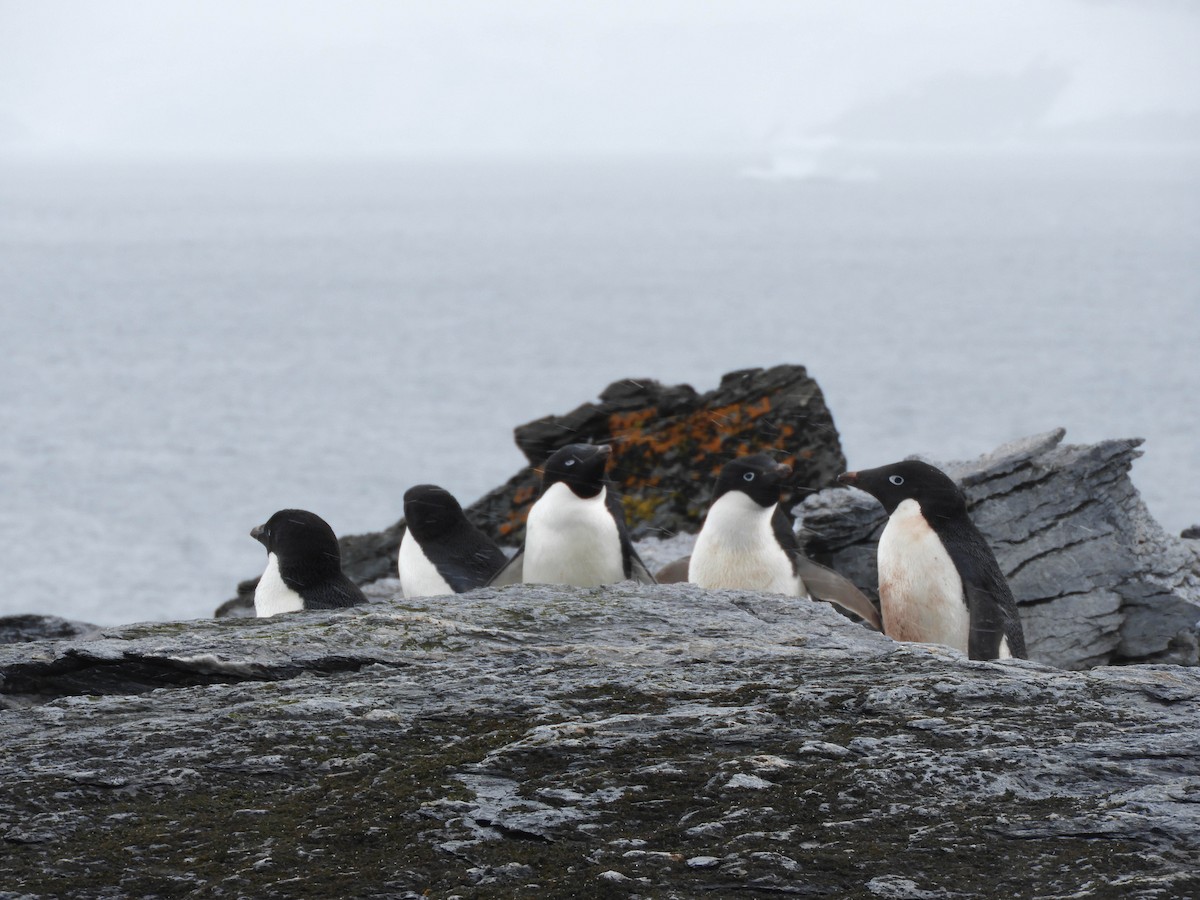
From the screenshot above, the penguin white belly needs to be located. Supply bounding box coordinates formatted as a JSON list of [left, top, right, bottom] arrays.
[[254, 553, 306, 617], [523, 483, 625, 586], [689, 493, 799, 595], [398, 530, 455, 598], [877, 499, 969, 653]]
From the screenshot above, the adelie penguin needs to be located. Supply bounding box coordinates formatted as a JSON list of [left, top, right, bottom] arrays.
[[837, 460, 1027, 660], [489, 443, 656, 587], [250, 509, 367, 617], [398, 484, 507, 598], [665, 454, 880, 629]]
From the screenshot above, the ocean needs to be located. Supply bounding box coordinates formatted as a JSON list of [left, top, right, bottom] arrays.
[[2, 153, 1197, 625]]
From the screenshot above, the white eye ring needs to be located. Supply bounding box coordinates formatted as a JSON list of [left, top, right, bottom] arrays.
[[889, 474, 904, 486], [564, 459, 576, 467], [743, 472, 755, 482]]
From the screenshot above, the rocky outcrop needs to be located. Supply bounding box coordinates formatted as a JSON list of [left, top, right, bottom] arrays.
[[468, 365, 845, 545], [799, 429, 1200, 670], [2, 584, 1198, 897], [0, 615, 100, 646]]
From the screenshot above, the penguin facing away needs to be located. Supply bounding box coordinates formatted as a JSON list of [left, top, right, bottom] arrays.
[[250, 509, 367, 617], [837, 460, 1027, 660], [399, 484, 507, 598], [684, 454, 881, 630], [489, 443, 656, 587]]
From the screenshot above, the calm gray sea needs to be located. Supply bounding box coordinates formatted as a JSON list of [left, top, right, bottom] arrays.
[[2, 154, 1197, 625]]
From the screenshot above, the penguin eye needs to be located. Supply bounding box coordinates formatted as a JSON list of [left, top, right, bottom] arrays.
[[889, 475, 904, 486], [564, 459, 576, 467], [743, 472, 755, 482]]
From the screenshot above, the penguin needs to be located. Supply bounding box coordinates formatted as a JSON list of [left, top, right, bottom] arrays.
[[250, 509, 367, 617], [398, 484, 507, 598], [489, 443, 656, 587], [837, 460, 1026, 660], [683, 454, 881, 629]]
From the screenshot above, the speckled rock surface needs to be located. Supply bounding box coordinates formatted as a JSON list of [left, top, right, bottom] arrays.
[[3, 584, 1199, 898], [800, 429, 1200, 670]]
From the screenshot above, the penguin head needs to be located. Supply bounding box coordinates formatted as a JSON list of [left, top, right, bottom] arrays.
[[541, 443, 612, 499], [403, 484, 466, 541], [250, 509, 343, 582], [837, 460, 967, 519], [714, 453, 792, 508]]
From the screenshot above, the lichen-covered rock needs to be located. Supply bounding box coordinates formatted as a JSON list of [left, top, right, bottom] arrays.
[[467, 364, 846, 545], [799, 429, 1200, 670], [2, 585, 1198, 897]]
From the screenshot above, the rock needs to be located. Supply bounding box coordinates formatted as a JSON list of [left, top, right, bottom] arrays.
[[1182, 525, 1200, 540], [221, 365, 846, 614], [0, 615, 100, 646], [469, 365, 845, 546], [799, 429, 1200, 670], [214, 587, 256, 619], [2, 585, 1199, 897]]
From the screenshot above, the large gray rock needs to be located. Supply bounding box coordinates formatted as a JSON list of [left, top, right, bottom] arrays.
[[2, 584, 1198, 897], [799, 429, 1200, 670]]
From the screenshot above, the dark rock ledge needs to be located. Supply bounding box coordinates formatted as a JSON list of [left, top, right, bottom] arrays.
[[2, 585, 1199, 898]]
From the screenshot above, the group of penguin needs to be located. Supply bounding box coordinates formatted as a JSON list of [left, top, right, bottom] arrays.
[[251, 443, 1027, 661]]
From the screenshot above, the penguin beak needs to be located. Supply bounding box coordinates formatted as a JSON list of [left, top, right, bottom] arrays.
[[596, 444, 613, 459], [772, 462, 792, 479], [250, 524, 267, 545], [837, 471, 858, 486]]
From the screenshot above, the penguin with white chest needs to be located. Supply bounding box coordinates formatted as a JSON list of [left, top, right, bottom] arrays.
[[837, 460, 1026, 660], [398, 484, 507, 598], [250, 509, 367, 617], [489, 443, 655, 587], [684, 454, 881, 629]]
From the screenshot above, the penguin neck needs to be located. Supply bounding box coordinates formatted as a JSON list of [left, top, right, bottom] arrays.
[[534, 480, 609, 516], [700, 490, 776, 542], [255, 553, 306, 617]]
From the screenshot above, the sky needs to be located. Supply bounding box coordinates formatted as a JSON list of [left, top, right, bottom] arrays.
[[1, 0, 1198, 159]]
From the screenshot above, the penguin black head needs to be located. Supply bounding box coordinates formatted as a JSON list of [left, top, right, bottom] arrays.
[[837, 460, 967, 519], [541, 443, 613, 499], [250, 509, 343, 584], [713, 453, 792, 508], [404, 484, 467, 541]]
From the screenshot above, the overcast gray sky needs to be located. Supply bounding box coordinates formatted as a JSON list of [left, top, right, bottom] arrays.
[[1, 0, 1197, 159]]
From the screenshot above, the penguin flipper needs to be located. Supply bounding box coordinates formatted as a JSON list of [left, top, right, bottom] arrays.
[[437, 543, 511, 593], [655, 556, 691, 584], [793, 555, 882, 631], [940, 521, 1027, 660], [486, 549, 525, 587], [628, 549, 658, 585], [962, 574, 1027, 660], [304, 577, 368, 609]]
